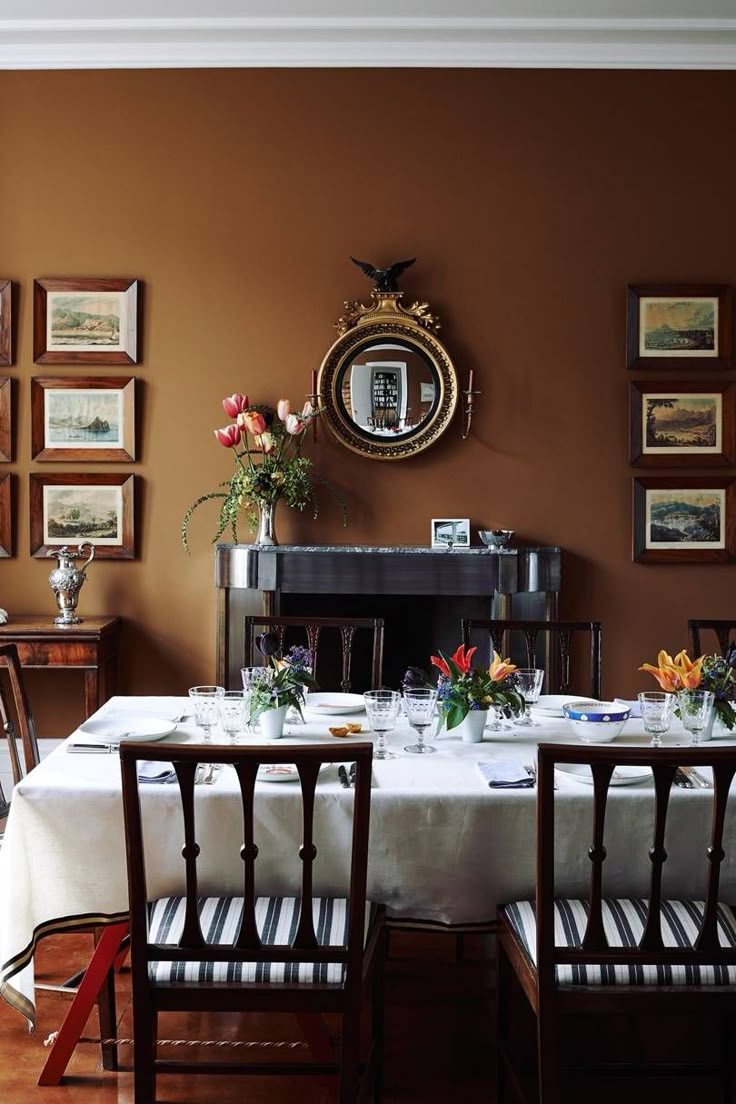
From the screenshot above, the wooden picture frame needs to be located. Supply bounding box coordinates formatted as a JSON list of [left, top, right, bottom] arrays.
[[633, 476, 735, 563], [629, 380, 735, 468], [627, 284, 732, 370], [0, 280, 11, 367], [30, 473, 134, 560], [33, 278, 138, 365], [31, 377, 135, 462], [0, 474, 12, 557], [0, 377, 11, 463]]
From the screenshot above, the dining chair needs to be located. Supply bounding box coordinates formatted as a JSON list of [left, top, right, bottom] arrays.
[[461, 618, 603, 700], [243, 614, 385, 692], [688, 619, 736, 659], [0, 642, 40, 785], [497, 743, 736, 1103], [119, 740, 385, 1104]]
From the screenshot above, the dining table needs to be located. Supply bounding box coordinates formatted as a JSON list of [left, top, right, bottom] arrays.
[[1, 694, 734, 1037]]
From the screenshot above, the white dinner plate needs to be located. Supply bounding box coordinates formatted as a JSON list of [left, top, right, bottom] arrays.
[[535, 694, 600, 717], [78, 717, 177, 744], [256, 763, 330, 783], [304, 692, 365, 715], [554, 762, 651, 786]]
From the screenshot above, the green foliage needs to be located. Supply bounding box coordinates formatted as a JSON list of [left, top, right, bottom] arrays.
[[247, 659, 312, 723]]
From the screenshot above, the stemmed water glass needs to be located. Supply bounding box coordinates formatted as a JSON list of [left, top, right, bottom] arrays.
[[219, 690, 246, 744], [363, 690, 401, 760], [638, 691, 675, 748], [403, 687, 438, 755], [188, 685, 225, 741], [677, 689, 715, 744], [515, 669, 544, 727], [240, 667, 263, 731]]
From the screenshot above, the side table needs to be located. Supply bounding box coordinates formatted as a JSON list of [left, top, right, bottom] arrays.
[[0, 615, 121, 721]]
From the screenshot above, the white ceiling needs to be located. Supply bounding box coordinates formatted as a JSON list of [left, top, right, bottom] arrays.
[[1, 1, 735, 69]]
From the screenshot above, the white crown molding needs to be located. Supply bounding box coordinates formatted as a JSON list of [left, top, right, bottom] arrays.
[[1, 16, 736, 70]]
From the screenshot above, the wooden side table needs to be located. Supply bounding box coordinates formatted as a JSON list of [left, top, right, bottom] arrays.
[[0, 615, 121, 720]]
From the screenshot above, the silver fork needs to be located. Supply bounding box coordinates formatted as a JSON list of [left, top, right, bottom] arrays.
[[524, 764, 559, 790]]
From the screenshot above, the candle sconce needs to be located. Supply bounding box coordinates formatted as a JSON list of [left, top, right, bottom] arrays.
[[307, 369, 319, 441], [461, 371, 481, 440]]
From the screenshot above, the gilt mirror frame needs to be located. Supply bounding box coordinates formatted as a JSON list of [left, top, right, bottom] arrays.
[[318, 291, 458, 460]]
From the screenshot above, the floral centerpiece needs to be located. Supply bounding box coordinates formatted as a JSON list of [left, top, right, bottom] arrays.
[[431, 644, 524, 731], [247, 632, 316, 737], [182, 392, 344, 552], [640, 647, 736, 730]]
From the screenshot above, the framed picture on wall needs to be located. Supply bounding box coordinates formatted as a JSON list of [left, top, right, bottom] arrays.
[[629, 380, 735, 467], [0, 377, 10, 463], [0, 280, 11, 366], [0, 474, 11, 557], [33, 278, 139, 365], [30, 473, 134, 559], [633, 476, 735, 563], [31, 377, 136, 461], [627, 284, 732, 370], [431, 518, 470, 548]]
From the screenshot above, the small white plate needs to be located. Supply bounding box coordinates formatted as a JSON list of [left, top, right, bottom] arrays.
[[535, 694, 600, 717], [78, 717, 177, 744], [554, 762, 651, 786], [304, 693, 365, 715], [256, 763, 330, 783]]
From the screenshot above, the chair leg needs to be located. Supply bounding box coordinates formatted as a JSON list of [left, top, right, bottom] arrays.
[[338, 1005, 361, 1104], [537, 1005, 561, 1104], [496, 940, 511, 1104], [133, 1000, 157, 1104], [372, 933, 386, 1101]]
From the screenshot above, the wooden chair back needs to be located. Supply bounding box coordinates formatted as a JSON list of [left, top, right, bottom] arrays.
[[536, 743, 736, 993], [461, 618, 602, 700], [243, 614, 384, 692], [0, 643, 40, 784], [120, 741, 374, 991], [688, 618, 736, 658]]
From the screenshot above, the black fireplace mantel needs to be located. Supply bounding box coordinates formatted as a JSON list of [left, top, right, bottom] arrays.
[[215, 543, 562, 688]]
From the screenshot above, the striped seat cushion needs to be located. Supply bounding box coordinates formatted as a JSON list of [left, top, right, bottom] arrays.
[[502, 899, 736, 986], [147, 896, 374, 986]]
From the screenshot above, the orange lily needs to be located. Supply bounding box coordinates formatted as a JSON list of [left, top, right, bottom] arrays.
[[489, 650, 517, 682], [674, 649, 704, 689], [430, 643, 477, 678], [639, 648, 704, 691]]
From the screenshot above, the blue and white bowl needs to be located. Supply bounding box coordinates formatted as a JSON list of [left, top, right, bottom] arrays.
[[562, 699, 630, 743]]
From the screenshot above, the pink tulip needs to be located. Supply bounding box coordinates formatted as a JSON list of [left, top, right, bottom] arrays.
[[255, 431, 275, 453], [214, 424, 241, 448], [241, 410, 267, 436], [277, 399, 291, 421], [285, 413, 305, 435], [222, 393, 249, 418], [301, 400, 319, 421]]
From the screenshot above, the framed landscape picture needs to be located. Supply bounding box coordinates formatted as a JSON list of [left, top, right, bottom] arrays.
[[0, 474, 11, 558], [31, 377, 135, 462], [30, 473, 134, 559], [627, 284, 732, 370], [0, 280, 11, 366], [33, 277, 138, 365], [629, 380, 735, 467], [633, 477, 735, 563]]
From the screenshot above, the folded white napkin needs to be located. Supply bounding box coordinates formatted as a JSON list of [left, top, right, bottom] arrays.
[[614, 698, 642, 718], [476, 760, 534, 789], [138, 761, 177, 784]]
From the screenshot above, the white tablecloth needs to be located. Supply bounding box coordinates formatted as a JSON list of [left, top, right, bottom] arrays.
[[1, 696, 733, 1026]]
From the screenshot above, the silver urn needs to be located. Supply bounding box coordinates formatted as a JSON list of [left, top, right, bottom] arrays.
[[46, 543, 96, 626]]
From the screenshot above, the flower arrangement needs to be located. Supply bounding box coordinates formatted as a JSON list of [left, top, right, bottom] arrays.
[[640, 647, 736, 729], [430, 644, 524, 731], [182, 392, 344, 552], [247, 633, 316, 723]]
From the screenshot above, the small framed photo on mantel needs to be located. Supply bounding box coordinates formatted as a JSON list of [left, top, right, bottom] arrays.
[[33, 277, 138, 365], [629, 380, 735, 468], [627, 284, 733, 370], [31, 377, 136, 462], [431, 518, 470, 549], [30, 473, 134, 559], [633, 476, 735, 563]]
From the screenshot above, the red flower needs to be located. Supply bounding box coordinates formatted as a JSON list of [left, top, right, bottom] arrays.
[[214, 424, 241, 448], [222, 393, 249, 418], [430, 644, 477, 678]]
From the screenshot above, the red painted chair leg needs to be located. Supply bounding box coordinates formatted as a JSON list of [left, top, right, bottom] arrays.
[[38, 921, 128, 1086]]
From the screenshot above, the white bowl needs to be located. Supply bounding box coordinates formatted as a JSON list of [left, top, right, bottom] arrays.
[[562, 699, 630, 743]]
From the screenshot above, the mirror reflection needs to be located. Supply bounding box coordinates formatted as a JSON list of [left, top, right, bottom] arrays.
[[336, 340, 439, 439]]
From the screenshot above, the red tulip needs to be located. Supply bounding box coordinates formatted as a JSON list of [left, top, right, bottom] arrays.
[[277, 399, 291, 421], [430, 644, 477, 678], [241, 410, 267, 436], [222, 393, 249, 418], [214, 424, 241, 448]]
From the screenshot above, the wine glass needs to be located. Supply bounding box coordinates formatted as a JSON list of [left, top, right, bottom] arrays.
[[638, 691, 675, 748], [240, 667, 263, 731], [363, 690, 401, 760], [677, 689, 715, 744], [403, 688, 438, 755], [220, 690, 246, 744], [515, 669, 544, 727], [188, 685, 225, 741]]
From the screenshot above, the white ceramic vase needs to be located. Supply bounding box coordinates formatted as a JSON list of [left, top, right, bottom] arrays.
[[453, 709, 488, 743], [259, 703, 289, 739], [698, 709, 717, 743]]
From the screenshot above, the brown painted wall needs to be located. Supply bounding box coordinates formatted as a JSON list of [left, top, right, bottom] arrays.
[[1, 68, 734, 732]]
